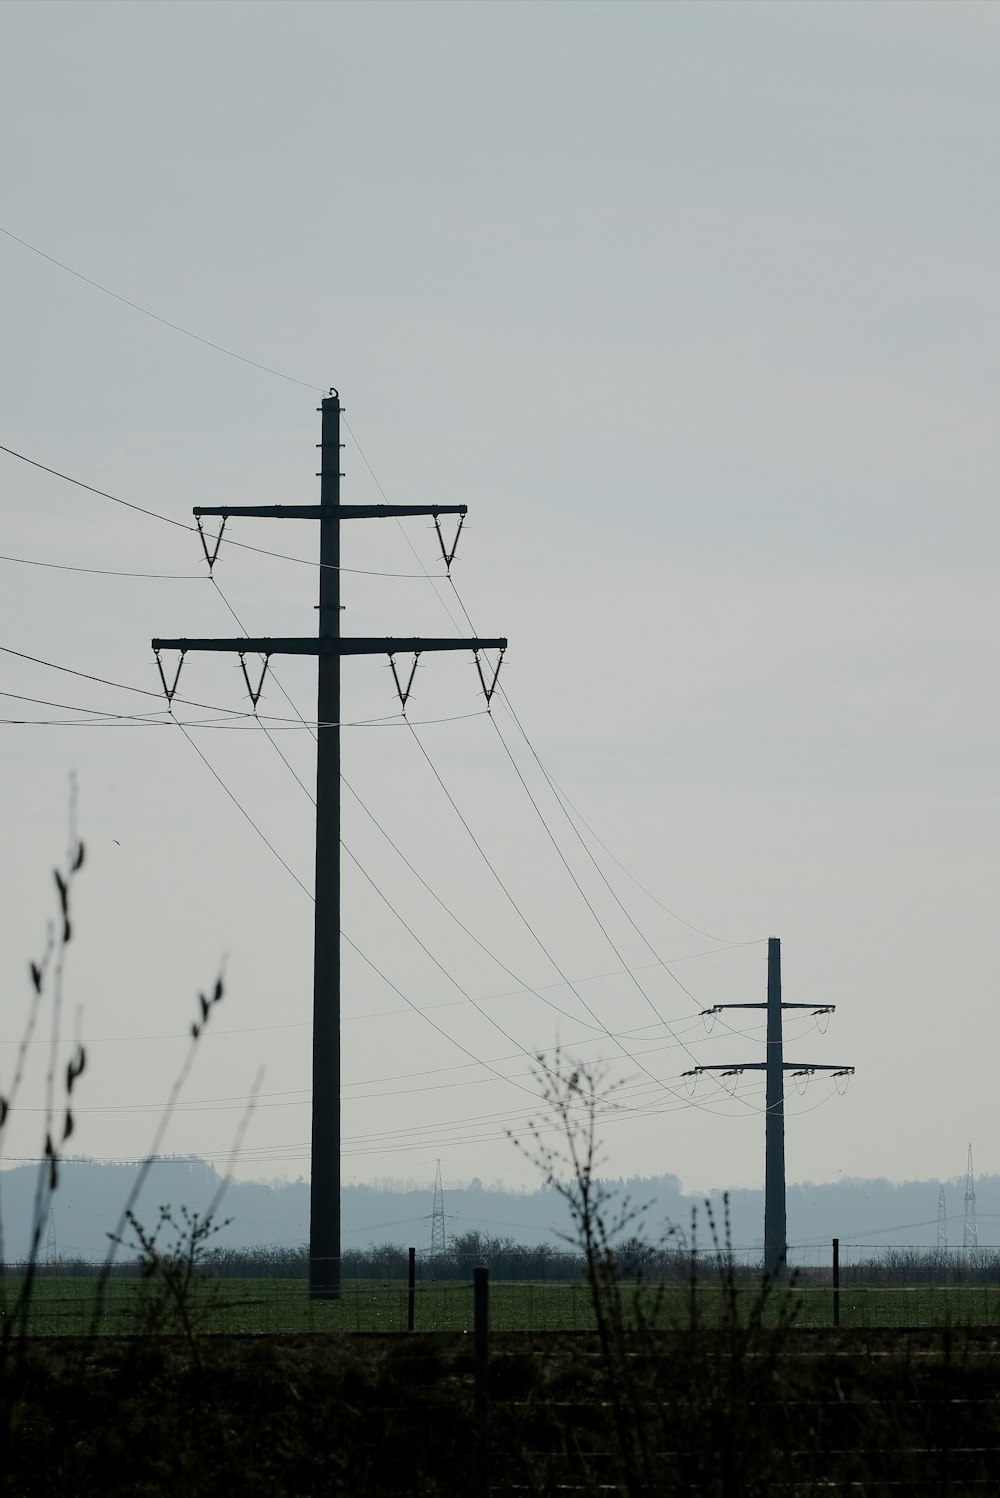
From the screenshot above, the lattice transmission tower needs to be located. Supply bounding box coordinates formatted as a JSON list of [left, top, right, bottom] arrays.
[[430, 1160, 447, 1258], [936, 1185, 947, 1250], [964, 1143, 978, 1250]]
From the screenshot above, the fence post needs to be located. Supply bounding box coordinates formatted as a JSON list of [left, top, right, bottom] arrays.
[[474, 1265, 490, 1498], [832, 1237, 840, 1328], [407, 1246, 416, 1332]]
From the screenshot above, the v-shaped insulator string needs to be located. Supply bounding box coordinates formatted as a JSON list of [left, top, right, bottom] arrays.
[[196, 515, 227, 574], [473, 646, 505, 706], [238, 651, 271, 711], [389, 651, 421, 714], [433, 513, 464, 571], [154, 647, 186, 704]]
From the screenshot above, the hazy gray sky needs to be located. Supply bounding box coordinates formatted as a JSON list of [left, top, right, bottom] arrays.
[[2, 1, 998, 1204]]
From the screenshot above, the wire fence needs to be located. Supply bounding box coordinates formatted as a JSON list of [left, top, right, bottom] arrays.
[[7, 1242, 1000, 1335]]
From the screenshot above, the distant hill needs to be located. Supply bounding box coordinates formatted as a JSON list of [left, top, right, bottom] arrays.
[[0, 1157, 991, 1263]]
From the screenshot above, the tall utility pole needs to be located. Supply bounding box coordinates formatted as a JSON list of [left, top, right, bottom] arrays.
[[964, 1144, 978, 1250], [430, 1159, 447, 1259], [151, 392, 507, 1299], [937, 1184, 948, 1250], [683, 937, 854, 1281]]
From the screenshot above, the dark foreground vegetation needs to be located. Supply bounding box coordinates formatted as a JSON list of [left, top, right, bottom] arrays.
[[3, 1326, 1000, 1495], [5, 839, 1000, 1493]]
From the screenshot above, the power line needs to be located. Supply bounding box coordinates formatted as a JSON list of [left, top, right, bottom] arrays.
[[0, 212, 781, 1151], [451, 570, 757, 955], [494, 686, 754, 948], [355, 423, 748, 960], [423, 562, 763, 1061], [0, 959, 782, 1055], [403, 718, 752, 1117], [343, 932, 560, 1107], [341, 774, 603, 1031], [2, 1065, 774, 1168], [0, 443, 193, 530], [0, 223, 322, 391], [485, 703, 755, 1045], [2, 438, 771, 1130], [199, 577, 629, 1114], [0, 689, 175, 722], [342, 839, 618, 1104], [336, 417, 768, 1111], [0, 642, 434, 726], [0, 641, 253, 714], [4, 422, 757, 1122], [172, 716, 314, 901], [161, 676, 592, 1120], [347, 419, 753, 970], [0, 551, 203, 580], [0, 444, 451, 578]]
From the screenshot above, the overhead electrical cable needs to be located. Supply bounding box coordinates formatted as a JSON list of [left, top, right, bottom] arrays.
[[203, 580, 607, 1105], [450, 572, 757, 951], [479, 706, 772, 1066], [485, 708, 719, 1029], [204, 578, 627, 1081], [428, 563, 765, 1064], [341, 840, 627, 1110], [171, 716, 314, 901], [508, 745, 754, 945], [1, 641, 270, 716], [193, 586, 670, 1120], [342, 932, 615, 1122], [0, 713, 478, 731], [0, 223, 323, 391], [403, 719, 750, 1116], [0, 551, 203, 580], [341, 775, 603, 1032], [0, 643, 417, 728], [0, 220, 780, 1138], [3, 1067, 771, 1167], [208, 576, 318, 804], [336, 415, 765, 1112], [346, 420, 754, 962], [0, 444, 449, 578], [160, 682, 601, 1118], [0, 690, 173, 721]]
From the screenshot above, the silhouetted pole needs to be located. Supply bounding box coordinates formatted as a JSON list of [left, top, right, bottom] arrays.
[[832, 1236, 840, 1327], [474, 1266, 490, 1498], [764, 937, 786, 1281], [310, 394, 342, 1299], [682, 937, 853, 1287], [407, 1246, 416, 1332], [151, 392, 507, 1302]]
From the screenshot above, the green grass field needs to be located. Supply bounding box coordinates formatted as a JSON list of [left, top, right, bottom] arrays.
[[7, 1274, 1000, 1335]]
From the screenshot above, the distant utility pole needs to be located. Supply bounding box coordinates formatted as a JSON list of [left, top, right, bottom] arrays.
[[937, 1184, 948, 1251], [683, 937, 854, 1282], [430, 1159, 447, 1259], [151, 391, 507, 1300], [964, 1144, 978, 1250]]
